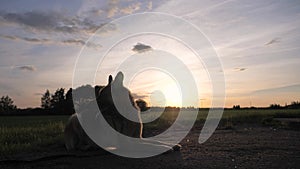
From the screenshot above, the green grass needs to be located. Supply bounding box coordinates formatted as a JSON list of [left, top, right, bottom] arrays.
[[219, 109, 300, 125], [0, 109, 299, 156], [0, 116, 69, 157], [143, 109, 300, 129]]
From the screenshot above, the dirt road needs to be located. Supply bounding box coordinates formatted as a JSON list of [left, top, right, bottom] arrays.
[[1, 125, 299, 169]]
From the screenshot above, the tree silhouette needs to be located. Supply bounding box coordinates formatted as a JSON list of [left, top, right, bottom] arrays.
[[0, 95, 17, 113], [41, 89, 51, 109], [269, 103, 281, 109], [233, 105, 240, 109], [287, 101, 300, 109], [51, 88, 65, 114], [65, 88, 75, 114]]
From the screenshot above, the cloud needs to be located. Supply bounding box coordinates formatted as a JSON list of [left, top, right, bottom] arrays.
[[265, 38, 280, 46], [23, 37, 49, 43], [0, 34, 50, 43], [61, 39, 85, 46], [55, 38, 101, 49], [88, 8, 104, 16], [106, 0, 119, 18], [15, 65, 36, 72], [0, 11, 102, 34], [234, 67, 247, 72], [107, 6, 119, 18], [106, 1, 145, 18], [62, 39, 102, 49], [147, 1, 153, 10], [132, 43, 152, 53], [132, 93, 148, 100], [86, 41, 102, 49], [0, 34, 101, 49], [1, 11, 61, 31], [120, 2, 141, 14], [252, 84, 300, 94], [0, 35, 17, 40]]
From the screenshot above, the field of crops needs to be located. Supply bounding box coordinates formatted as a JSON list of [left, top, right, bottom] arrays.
[[0, 109, 299, 157]]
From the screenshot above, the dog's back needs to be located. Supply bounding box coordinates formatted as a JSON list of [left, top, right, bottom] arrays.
[[64, 113, 98, 151]]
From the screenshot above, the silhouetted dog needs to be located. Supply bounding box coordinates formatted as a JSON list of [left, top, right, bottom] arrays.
[[64, 72, 181, 152]]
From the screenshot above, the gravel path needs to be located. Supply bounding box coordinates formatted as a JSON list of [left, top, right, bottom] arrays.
[[1, 125, 299, 169]]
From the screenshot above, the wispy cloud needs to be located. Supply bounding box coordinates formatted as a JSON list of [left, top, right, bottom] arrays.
[[0, 34, 50, 43], [14, 65, 36, 72], [61, 39, 85, 46], [265, 38, 280, 46], [234, 67, 247, 72], [132, 93, 148, 100], [1, 11, 61, 31], [105, 1, 146, 18], [147, 1, 153, 10], [132, 43, 152, 53], [120, 2, 141, 14], [0, 11, 101, 34], [106, 0, 119, 18], [88, 8, 104, 16], [61, 39, 102, 48], [0, 9, 113, 49], [0, 34, 101, 49], [107, 6, 119, 18], [252, 84, 300, 94]]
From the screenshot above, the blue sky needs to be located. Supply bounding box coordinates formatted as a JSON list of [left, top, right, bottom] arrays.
[[0, 0, 299, 108]]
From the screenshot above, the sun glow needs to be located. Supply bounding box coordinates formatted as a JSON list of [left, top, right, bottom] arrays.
[[128, 70, 182, 107], [95, 33, 212, 108], [159, 82, 182, 107]]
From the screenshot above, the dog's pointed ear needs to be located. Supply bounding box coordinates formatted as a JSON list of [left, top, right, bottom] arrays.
[[108, 75, 113, 84], [114, 72, 124, 86]]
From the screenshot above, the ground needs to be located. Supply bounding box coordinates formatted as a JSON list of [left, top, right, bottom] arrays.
[[1, 123, 299, 169]]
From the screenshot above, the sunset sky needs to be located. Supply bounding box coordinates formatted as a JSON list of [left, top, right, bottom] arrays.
[[0, 0, 299, 108]]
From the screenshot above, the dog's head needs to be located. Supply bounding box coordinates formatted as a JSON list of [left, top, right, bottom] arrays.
[[96, 72, 137, 115]]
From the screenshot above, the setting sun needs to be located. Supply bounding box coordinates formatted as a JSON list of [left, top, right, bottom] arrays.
[[128, 70, 182, 107]]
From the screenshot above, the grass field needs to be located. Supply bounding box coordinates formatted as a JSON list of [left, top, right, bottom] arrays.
[[0, 116, 69, 157], [0, 109, 299, 157]]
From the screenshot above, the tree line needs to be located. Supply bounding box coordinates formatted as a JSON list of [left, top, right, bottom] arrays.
[[0, 86, 300, 115], [0, 87, 75, 115], [0, 84, 149, 116], [40, 88, 74, 115], [232, 101, 300, 110]]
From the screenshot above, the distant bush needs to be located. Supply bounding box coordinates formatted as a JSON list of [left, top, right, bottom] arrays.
[[269, 104, 282, 109], [287, 101, 300, 109]]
